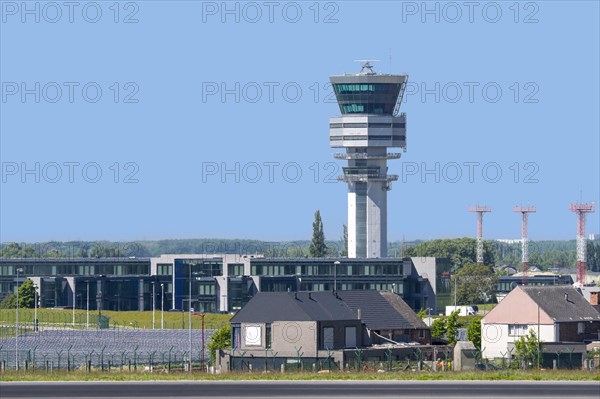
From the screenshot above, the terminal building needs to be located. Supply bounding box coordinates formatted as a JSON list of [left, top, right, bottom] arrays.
[[0, 255, 449, 315]]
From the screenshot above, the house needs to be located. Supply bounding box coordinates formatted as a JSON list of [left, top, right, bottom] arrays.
[[219, 290, 431, 371], [481, 285, 600, 365]]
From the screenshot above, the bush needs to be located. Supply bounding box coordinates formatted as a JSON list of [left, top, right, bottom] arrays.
[[207, 325, 231, 366]]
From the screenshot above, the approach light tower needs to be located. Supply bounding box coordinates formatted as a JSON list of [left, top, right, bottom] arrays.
[[569, 202, 595, 284], [513, 206, 536, 285], [330, 61, 408, 258], [468, 206, 492, 264]]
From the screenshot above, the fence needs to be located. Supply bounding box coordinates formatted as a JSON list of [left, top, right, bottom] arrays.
[[0, 328, 214, 371], [0, 309, 230, 332]]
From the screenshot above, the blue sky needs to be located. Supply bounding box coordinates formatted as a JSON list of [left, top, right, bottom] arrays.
[[1, 1, 599, 243]]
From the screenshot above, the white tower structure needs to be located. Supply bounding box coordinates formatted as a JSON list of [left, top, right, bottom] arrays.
[[330, 62, 408, 258]]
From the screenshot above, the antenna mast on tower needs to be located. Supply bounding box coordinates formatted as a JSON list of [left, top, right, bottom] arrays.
[[468, 206, 492, 264], [514, 206, 536, 285]]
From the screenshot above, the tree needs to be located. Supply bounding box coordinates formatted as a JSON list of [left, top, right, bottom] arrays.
[[0, 294, 16, 309], [467, 317, 482, 350], [403, 238, 495, 269], [309, 210, 327, 257], [208, 325, 231, 366], [445, 310, 460, 346], [341, 224, 348, 257], [0, 243, 37, 258], [18, 279, 36, 308], [514, 329, 541, 369], [430, 317, 446, 340], [0, 279, 36, 309], [587, 241, 600, 273], [430, 311, 460, 345], [453, 263, 498, 305]]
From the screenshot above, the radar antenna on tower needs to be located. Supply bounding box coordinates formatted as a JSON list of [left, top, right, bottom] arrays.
[[354, 60, 380, 75]]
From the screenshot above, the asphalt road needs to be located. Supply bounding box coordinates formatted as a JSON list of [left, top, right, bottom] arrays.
[[1, 380, 599, 399]]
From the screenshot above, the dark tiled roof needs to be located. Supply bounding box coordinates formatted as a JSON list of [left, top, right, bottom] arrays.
[[230, 291, 356, 324], [521, 286, 600, 322], [337, 291, 427, 330], [231, 290, 426, 331]]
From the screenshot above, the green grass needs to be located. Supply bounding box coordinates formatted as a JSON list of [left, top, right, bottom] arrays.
[[1, 369, 598, 382], [0, 309, 231, 330]]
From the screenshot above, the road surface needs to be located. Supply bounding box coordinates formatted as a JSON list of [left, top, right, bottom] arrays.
[[1, 380, 599, 399]]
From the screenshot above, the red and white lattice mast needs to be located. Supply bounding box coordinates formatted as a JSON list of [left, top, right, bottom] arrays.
[[513, 206, 536, 285], [468, 206, 492, 264], [569, 202, 595, 285]]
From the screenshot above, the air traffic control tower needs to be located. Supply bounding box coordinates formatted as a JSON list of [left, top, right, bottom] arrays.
[[330, 61, 408, 258]]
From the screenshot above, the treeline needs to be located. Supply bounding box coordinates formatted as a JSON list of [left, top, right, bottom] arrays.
[[403, 238, 600, 272], [0, 239, 345, 259], [2, 239, 599, 272]]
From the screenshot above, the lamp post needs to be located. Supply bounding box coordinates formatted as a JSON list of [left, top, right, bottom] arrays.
[[86, 281, 90, 329], [333, 261, 340, 292], [189, 272, 192, 372], [199, 312, 206, 371], [15, 267, 24, 371], [72, 281, 76, 327], [33, 283, 38, 332], [96, 289, 103, 330], [161, 283, 164, 330], [537, 291, 541, 368], [152, 282, 156, 330], [453, 274, 459, 308]]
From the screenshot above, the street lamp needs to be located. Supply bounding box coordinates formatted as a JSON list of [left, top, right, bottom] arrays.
[[96, 289, 103, 330], [72, 281, 76, 327], [189, 277, 192, 372], [15, 267, 24, 371], [199, 312, 206, 371], [333, 261, 340, 292], [161, 283, 165, 329], [537, 291, 541, 368], [152, 282, 156, 330], [86, 281, 90, 329], [33, 283, 38, 332], [453, 272, 459, 309]]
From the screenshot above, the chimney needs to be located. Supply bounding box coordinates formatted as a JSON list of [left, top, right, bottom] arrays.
[[357, 308, 362, 320], [591, 292, 599, 306], [309, 292, 313, 300], [295, 292, 298, 300]]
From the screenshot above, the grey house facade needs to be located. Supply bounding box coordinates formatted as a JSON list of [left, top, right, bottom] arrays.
[[219, 290, 431, 371]]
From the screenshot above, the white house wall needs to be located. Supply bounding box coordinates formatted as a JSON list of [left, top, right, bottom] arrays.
[[482, 323, 555, 359]]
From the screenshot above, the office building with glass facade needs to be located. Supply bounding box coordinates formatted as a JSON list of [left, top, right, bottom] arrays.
[[0, 255, 447, 314]]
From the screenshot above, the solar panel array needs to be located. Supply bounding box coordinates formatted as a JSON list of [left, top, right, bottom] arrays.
[[0, 328, 215, 370]]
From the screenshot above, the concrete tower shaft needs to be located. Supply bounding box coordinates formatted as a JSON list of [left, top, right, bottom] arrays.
[[330, 62, 408, 258]]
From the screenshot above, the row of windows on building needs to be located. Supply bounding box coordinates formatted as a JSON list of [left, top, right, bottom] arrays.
[[508, 323, 586, 336], [0, 264, 149, 276], [330, 135, 406, 141], [249, 263, 404, 276], [330, 122, 406, 129], [333, 83, 402, 94]]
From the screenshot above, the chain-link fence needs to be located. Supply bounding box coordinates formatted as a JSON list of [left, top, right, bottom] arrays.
[[0, 328, 214, 372]]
